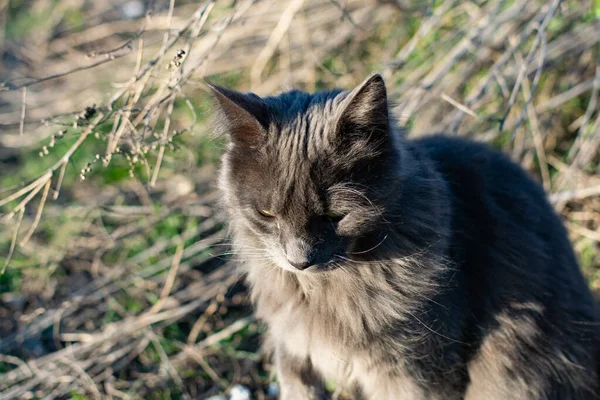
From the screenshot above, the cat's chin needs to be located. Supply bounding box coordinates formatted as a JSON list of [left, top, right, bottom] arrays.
[[274, 262, 320, 274], [269, 249, 346, 273], [274, 259, 341, 274]]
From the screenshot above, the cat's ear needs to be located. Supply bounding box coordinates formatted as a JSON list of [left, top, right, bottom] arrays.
[[335, 74, 389, 138], [206, 82, 269, 146]]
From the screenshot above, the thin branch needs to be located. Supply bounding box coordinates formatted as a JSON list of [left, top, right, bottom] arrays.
[[176, 316, 254, 365], [187, 300, 219, 345], [53, 161, 68, 200], [510, 29, 548, 139], [385, 0, 449, 72], [1, 51, 132, 92], [521, 66, 551, 191], [146, 329, 187, 396], [441, 93, 482, 120], [566, 221, 600, 242], [150, 97, 175, 187], [550, 184, 600, 204], [2, 208, 24, 274], [568, 40, 600, 161], [19, 179, 51, 246], [500, 0, 561, 132], [19, 87, 27, 136], [250, 0, 306, 88], [0, 172, 52, 208], [184, 346, 229, 389], [327, 0, 364, 30], [148, 241, 184, 314], [2, 175, 51, 222]]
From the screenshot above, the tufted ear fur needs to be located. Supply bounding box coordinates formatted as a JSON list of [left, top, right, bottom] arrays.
[[206, 83, 270, 146], [335, 73, 390, 140]]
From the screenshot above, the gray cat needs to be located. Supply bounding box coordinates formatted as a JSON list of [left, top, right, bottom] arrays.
[[208, 74, 599, 399]]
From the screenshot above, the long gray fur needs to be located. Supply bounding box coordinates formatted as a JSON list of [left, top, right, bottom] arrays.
[[209, 74, 599, 400]]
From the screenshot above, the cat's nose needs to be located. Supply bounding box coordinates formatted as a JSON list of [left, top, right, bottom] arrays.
[[284, 238, 315, 270], [288, 258, 314, 270]]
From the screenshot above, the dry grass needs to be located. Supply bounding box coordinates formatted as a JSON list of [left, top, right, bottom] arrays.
[[0, 0, 599, 398]]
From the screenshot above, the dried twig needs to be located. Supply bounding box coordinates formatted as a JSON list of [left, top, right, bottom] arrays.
[[18, 88, 27, 136], [19, 178, 51, 246], [550, 185, 600, 204], [1, 51, 133, 92], [250, 0, 306, 88], [500, 0, 561, 132], [2, 208, 24, 274], [148, 241, 184, 314], [566, 221, 600, 243], [1, 1, 599, 398]]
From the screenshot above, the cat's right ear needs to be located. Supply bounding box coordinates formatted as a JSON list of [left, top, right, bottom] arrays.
[[206, 82, 269, 146]]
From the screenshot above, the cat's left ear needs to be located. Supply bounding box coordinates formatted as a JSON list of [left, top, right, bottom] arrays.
[[206, 82, 269, 146], [335, 73, 390, 139]]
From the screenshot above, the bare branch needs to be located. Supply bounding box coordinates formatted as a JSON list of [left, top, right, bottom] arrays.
[[2, 208, 24, 274]]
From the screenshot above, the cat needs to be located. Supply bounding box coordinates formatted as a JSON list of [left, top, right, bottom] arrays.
[[208, 74, 599, 400]]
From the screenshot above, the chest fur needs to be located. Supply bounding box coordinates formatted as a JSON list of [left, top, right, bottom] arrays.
[[248, 266, 425, 398], [268, 306, 424, 398], [267, 299, 353, 381]]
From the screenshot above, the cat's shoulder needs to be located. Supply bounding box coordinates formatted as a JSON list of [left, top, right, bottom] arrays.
[[408, 133, 552, 213], [411, 134, 506, 166], [410, 134, 531, 184]]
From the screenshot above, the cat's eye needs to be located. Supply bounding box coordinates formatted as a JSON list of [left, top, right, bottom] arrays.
[[258, 209, 276, 218], [326, 211, 344, 222]]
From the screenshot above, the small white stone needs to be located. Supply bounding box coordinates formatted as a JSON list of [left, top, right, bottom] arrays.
[[229, 384, 252, 400], [121, 0, 145, 19]]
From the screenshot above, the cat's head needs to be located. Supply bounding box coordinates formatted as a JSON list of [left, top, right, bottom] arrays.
[[210, 74, 400, 273]]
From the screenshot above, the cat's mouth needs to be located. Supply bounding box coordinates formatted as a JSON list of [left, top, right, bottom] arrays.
[[289, 254, 352, 273], [271, 242, 354, 273]]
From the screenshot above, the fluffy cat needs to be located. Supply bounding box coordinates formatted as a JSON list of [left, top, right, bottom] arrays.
[[208, 74, 599, 399]]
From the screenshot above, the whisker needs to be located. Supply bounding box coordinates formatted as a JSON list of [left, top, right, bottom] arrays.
[[333, 254, 381, 265], [350, 234, 388, 255], [404, 310, 468, 345]]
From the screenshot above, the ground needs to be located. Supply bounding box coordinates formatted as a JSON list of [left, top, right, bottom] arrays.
[[0, 0, 599, 399]]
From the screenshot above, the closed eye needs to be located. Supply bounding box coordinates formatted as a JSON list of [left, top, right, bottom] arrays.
[[326, 211, 345, 223], [257, 209, 276, 218]]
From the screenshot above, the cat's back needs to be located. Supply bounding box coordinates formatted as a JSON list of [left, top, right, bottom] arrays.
[[412, 134, 550, 219], [412, 134, 598, 399], [413, 134, 570, 256], [411, 133, 592, 300]]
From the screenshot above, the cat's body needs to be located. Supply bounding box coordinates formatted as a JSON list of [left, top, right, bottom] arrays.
[[210, 75, 599, 399]]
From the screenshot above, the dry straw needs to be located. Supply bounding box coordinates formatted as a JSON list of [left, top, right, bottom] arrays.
[[0, 0, 599, 398]]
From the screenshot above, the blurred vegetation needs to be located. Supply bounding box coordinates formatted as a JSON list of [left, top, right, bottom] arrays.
[[0, 0, 599, 399]]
